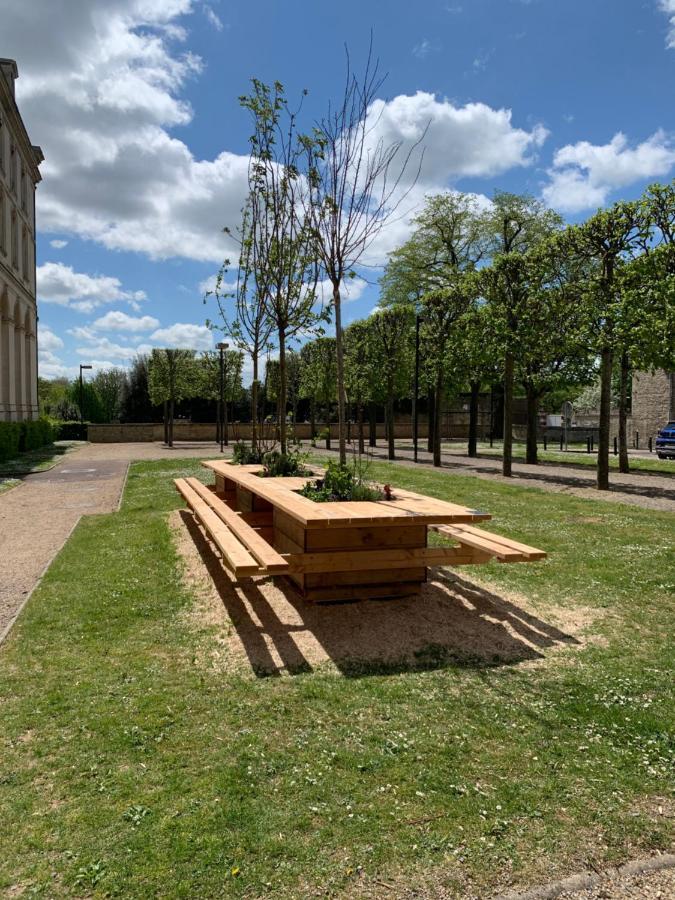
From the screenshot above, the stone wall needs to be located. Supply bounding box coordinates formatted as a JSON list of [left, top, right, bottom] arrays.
[[631, 370, 674, 441]]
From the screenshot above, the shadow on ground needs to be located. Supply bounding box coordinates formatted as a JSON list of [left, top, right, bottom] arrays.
[[180, 511, 576, 678]]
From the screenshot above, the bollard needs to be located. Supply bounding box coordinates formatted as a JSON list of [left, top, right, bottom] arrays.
[[543, 435, 547, 451], [490, 434, 493, 448], [586, 436, 591, 453], [635, 431, 639, 450], [614, 436, 618, 455], [560, 433, 564, 451], [591, 434, 594, 453], [649, 437, 653, 453]]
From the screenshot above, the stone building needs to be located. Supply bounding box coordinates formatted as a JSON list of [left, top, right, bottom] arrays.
[[0, 58, 43, 422], [631, 370, 675, 441]]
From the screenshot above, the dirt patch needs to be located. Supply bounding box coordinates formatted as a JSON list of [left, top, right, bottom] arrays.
[[170, 510, 599, 677]]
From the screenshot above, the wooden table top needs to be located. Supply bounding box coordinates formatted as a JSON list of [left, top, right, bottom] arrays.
[[202, 460, 491, 530]]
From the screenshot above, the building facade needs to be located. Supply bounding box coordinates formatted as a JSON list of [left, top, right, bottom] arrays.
[[0, 58, 43, 422], [631, 370, 675, 441]]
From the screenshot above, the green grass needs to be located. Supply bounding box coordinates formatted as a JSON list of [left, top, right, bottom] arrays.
[[0, 440, 85, 477], [0, 477, 20, 494], [0, 458, 673, 898], [435, 441, 674, 474]]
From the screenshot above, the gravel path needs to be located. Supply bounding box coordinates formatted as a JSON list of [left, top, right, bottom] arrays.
[[312, 443, 675, 512], [0, 441, 229, 643]]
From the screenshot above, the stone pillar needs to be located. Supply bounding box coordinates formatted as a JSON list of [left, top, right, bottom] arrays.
[[1, 301, 16, 420], [27, 314, 38, 419], [14, 305, 26, 418]]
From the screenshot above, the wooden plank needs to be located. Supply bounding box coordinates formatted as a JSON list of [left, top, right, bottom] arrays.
[[185, 477, 289, 573], [445, 525, 547, 560], [175, 479, 260, 577], [284, 546, 478, 574], [305, 524, 426, 552], [430, 524, 545, 562]]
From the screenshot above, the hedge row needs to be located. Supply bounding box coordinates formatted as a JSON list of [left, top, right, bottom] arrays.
[[0, 418, 55, 463]]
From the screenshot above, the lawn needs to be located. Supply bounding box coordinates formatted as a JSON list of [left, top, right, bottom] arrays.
[[436, 441, 674, 474], [0, 440, 85, 477], [0, 458, 673, 898]]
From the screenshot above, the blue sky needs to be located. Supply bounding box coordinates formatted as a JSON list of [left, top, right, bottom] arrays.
[[3, 0, 674, 381]]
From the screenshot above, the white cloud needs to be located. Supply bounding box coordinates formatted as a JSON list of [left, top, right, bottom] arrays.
[[412, 40, 433, 59], [37, 262, 147, 312], [49, 239, 68, 249], [203, 4, 224, 30], [150, 322, 214, 349], [315, 277, 369, 304], [75, 336, 153, 361], [364, 92, 548, 188], [659, 0, 675, 48], [38, 325, 64, 352], [92, 311, 160, 332], [542, 130, 675, 213]]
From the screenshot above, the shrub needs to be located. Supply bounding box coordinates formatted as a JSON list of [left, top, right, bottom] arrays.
[[231, 441, 265, 465], [53, 420, 87, 440], [0, 422, 21, 463], [300, 461, 383, 503], [19, 418, 54, 452], [260, 449, 310, 478]]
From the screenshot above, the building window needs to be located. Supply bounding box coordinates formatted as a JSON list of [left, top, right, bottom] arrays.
[[22, 225, 29, 280], [11, 209, 18, 268], [0, 189, 5, 255], [10, 145, 16, 194]]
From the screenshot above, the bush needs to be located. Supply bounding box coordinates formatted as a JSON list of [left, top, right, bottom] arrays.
[[53, 420, 87, 440], [260, 449, 309, 478], [0, 422, 21, 463], [299, 461, 383, 503], [0, 418, 55, 462]]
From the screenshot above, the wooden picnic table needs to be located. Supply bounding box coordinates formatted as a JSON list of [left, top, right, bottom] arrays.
[[175, 461, 545, 603]]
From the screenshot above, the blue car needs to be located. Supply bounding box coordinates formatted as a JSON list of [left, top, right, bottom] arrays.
[[655, 421, 675, 459]]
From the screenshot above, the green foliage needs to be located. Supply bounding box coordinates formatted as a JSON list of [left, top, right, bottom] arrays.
[[92, 368, 128, 422], [0, 418, 54, 462], [147, 349, 200, 407], [231, 441, 265, 465], [300, 460, 382, 502], [259, 448, 309, 478]]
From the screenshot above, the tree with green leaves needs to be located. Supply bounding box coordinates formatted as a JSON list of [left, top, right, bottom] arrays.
[[120, 354, 155, 423], [480, 193, 563, 476], [92, 368, 128, 423], [147, 349, 199, 447], [344, 319, 382, 454], [298, 337, 337, 448], [564, 200, 644, 488], [265, 349, 302, 432], [370, 307, 414, 459]]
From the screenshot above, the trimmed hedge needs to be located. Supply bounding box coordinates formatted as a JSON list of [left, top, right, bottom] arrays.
[[53, 420, 87, 441], [0, 418, 55, 462]]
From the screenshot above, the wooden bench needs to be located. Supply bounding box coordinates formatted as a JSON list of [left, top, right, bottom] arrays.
[[429, 524, 547, 564]]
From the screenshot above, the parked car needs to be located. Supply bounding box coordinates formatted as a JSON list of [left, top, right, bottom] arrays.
[[655, 421, 675, 459]]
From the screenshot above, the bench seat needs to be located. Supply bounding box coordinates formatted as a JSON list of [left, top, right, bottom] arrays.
[[429, 524, 546, 563]]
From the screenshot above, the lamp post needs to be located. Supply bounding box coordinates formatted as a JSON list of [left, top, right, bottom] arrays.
[[79, 364, 92, 435], [216, 342, 229, 453], [413, 314, 421, 463]]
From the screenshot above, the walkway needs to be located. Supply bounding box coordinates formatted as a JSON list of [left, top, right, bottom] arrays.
[[0, 441, 225, 642], [312, 442, 675, 513]]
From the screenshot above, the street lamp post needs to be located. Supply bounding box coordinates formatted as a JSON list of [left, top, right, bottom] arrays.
[[217, 342, 229, 453], [79, 364, 92, 436], [413, 315, 421, 463]]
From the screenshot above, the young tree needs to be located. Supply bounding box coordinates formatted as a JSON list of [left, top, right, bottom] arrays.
[[344, 319, 381, 454], [240, 79, 323, 454], [303, 44, 424, 464], [481, 193, 563, 476], [120, 354, 155, 423], [298, 337, 337, 448], [147, 349, 198, 447], [370, 307, 414, 459], [564, 201, 644, 489]]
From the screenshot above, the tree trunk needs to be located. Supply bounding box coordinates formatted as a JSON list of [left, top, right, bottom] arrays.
[[468, 381, 479, 458], [168, 398, 174, 448], [251, 355, 259, 453], [325, 406, 331, 450], [310, 398, 316, 444], [433, 374, 443, 467], [163, 400, 168, 445], [369, 402, 376, 447], [502, 352, 514, 477], [618, 350, 630, 474], [525, 383, 539, 465], [387, 378, 395, 460], [357, 401, 365, 455], [427, 390, 434, 454], [597, 345, 613, 490], [278, 326, 287, 454], [333, 281, 347, 465]]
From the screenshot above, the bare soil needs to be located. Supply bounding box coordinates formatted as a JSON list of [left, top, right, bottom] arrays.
[[171, 509, 601, 677]]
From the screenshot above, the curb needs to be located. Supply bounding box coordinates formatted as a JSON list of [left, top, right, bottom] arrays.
[[493, 852, 675, 900]]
